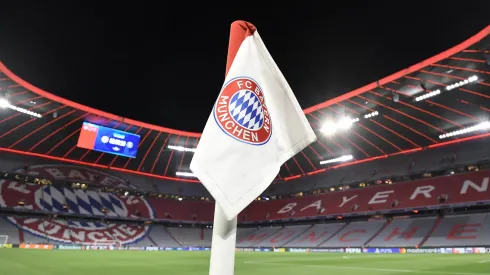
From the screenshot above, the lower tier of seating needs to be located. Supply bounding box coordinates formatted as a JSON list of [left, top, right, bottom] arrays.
[[1, 212, 489, 247]]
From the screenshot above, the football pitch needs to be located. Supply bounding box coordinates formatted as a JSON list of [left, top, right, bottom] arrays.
[[0, 250, 489, 275]]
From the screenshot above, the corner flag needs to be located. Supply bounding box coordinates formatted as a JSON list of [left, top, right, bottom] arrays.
[[190, 21, 317, 220]]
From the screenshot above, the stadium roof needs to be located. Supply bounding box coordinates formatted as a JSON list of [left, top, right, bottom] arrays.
[[0, 25, 489, 184]]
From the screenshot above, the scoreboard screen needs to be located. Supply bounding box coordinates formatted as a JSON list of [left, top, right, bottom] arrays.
[[77, 121, 140, 158]]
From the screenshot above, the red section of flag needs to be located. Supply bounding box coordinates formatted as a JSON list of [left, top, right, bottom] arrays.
[[225, 21, 256, 77], [77, 123, 98, 150]]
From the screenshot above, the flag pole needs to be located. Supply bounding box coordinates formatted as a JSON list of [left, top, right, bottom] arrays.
[[208, 204, 237, 275], [208, 21, 256, 275]]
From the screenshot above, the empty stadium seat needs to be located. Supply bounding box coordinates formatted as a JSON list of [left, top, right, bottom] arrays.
[[236, 226, 282, 247], [166, 227, 212, 247], [252, 225, 310, 247], [284, 223, 345, 247], [366, 217, 437, 247], [423, 213, 490, 247], [320, 220, 386, 247], [236, 227, 259, 243], [128, 235, 155, 247], [148, 225, 181, 247], [0, 217, 20, 244], [148, 199, 214, 221]]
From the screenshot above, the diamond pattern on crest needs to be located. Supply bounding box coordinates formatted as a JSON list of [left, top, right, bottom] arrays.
[[37, 186, 128, 221], [228, 90, 264, 130]]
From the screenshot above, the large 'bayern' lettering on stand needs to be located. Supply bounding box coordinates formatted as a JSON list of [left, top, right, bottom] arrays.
[[252, 171, 490, 220]]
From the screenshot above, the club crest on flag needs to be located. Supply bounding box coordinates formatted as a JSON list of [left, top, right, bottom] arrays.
[[213, 77, 272, 145]]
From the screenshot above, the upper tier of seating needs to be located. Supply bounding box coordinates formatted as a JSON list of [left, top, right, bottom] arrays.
[[0, 136, 488, 199], [1, 165, 489, 222]]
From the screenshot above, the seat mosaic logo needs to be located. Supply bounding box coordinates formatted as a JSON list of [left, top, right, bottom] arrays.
[[213, 77, 272, 145], [0, 164, 154, 245]]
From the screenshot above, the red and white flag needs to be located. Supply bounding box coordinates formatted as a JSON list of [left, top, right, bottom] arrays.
[[190, 21, 317, 220]]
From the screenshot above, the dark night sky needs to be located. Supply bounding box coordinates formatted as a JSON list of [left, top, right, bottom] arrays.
[[0, 2, 489, 133]]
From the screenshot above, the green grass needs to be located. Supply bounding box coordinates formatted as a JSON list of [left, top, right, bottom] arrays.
[[0, 249, 489, 275]]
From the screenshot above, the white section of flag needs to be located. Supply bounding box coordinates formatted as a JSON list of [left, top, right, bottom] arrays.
[[190, 31, 317, 220]]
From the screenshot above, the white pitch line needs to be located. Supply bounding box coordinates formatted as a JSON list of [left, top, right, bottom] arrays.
[[243, 255, 382, 264], [244, 261, 489, 275], [478, 260, 490, 263]]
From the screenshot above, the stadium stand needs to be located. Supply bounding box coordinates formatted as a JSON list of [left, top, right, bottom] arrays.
[[252, 225, 311, 247], [21, 219, 49, 244], [235, 228, 259, 244], [423, 213, 490, 247], [1, 25, 490, 250], [147, 225, 182, 247], [243, 168, 490, 222], [283, 223, 345, 247], [237, 226, 282, 247], [166, 227, 212, 247], [149, 198, 214, 221], [5, 213, 490, 248], [366, 217, 437, 247], [1, 160, 490, 247], [127, 230, 154, 247], [263, 138, 490, 196], [0, 218, 20, 244], [319, 220, 386, 247]]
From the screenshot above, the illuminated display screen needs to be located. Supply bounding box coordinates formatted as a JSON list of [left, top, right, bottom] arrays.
[[77, 122, 140, 158]]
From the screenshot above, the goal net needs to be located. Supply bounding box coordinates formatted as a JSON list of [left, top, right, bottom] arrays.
[[91, 240, 121, 250], [0, 235, 8, 247]]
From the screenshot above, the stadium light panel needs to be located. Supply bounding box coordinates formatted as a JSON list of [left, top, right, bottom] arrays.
[[415, 89, 441, 102], [319, 154, 354, 165], [0, 98, 42, 118], [413, 75, 478, 103], [338, 117, 356, 130], [176, 171, 196, 177], [364, 111, 379, 119], [0, 98, 8, 108], [320, 117, 358, 136], [439, 121, 490, 139], [446, 75, 478, 91], [168, 145, 196, 152], [320, 121, 337, 136]]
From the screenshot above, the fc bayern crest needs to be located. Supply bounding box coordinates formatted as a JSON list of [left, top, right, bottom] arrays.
[[0, 164, 154, 245], [213, 77, 272, 145]]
